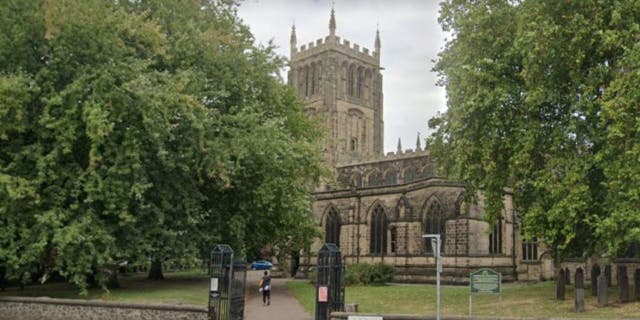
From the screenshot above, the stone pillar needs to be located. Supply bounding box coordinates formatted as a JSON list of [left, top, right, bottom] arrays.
[[635, 268, 640, 302], [591, 265, 600, 297], [574, 268, 585, 312], [597, 273, 608, 307], [618, 266, 629, 303], [556, 268, 566, 300], [565, 267, 571, 285]]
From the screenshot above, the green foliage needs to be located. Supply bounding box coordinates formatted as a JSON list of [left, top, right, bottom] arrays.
[[430, 0, 640, 259], [0, 0, 325, 292], [344, 263, 395, 286]]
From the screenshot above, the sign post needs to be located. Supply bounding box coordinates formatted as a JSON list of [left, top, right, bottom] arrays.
[[422, 234, 441, 320], [469, 268, 501, 317]]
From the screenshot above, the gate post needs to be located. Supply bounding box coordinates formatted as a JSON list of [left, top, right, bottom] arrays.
[[315, 243, 344, 320], [209, 244, 247, 320]]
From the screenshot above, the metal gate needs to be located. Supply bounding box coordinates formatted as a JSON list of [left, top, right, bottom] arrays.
[[208, 244, 247, 320], [315, 243, 344, 320]]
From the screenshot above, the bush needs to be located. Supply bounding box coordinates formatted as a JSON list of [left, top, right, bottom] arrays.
[[344, 263, 395, 286]]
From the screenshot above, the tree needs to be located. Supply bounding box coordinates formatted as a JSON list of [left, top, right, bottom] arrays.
[[0, 0, 325, 292], [430, 0, 640, 260]]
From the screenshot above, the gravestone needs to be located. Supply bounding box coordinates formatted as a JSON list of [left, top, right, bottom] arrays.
[[591, 265, 600, 297], [597, 273, 608, 307], [574, 268, 585, 312], [556, 268, 566, 300], [635, 269, 640, 302], [618, 266, 629, 303]]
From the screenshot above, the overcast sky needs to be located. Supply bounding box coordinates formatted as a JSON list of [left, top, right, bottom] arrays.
[[238, 0, 447, 153]]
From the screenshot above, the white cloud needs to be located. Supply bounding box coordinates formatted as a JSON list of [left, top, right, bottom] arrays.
[[238, 0, 447, 152]]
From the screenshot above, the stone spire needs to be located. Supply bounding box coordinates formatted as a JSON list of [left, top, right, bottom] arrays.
[[329, 7, 336, 36], [416, 132, 422, 151], [397, 137, 403, 154], [375, 25, 381, 52], [290, 22, 297, 54]]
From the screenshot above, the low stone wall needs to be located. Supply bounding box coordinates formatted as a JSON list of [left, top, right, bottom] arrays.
[[330, 312, 603, 320], [0, 296, 207, 320]]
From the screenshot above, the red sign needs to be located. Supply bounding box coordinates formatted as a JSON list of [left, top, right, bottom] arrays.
[[318, 286, 328, 302]]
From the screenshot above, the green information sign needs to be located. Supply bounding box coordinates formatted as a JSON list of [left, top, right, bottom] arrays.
[[470, 268, 501, 294]]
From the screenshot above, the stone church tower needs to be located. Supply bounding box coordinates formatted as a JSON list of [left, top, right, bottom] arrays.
[[288, 9, 384, 165]]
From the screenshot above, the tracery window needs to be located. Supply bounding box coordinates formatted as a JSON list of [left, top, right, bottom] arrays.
[[325, 208, 340, 247], [522, 237, 538, 261], [347, 65, 356, 96], [370, 205, 388, 255], [424, 200, 446, 255], [489, 219, 503, 254], [383, 169, 397, 185], [368, 171, 382, 187]]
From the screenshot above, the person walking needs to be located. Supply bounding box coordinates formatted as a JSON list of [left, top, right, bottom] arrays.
[[259, 270, 272, 306]]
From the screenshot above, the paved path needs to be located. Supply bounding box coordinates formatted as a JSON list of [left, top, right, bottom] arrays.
[[244, 270, 312, 320]]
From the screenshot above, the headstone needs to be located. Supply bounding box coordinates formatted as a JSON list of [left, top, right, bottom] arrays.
[[618, 266, 629, 303], [591, 265, 600, 297], [556, 268, 566, 300], [565, 267, 571, 285], [597, 273, 608, 307], [574, 268, 585, 312], [635, 269, 640, 302], [345, 303, 359, 312]]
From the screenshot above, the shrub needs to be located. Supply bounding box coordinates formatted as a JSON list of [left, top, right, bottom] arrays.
[[344, 263, 395, 286]]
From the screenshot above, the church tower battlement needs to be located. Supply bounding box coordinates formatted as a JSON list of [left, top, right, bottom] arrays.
[[288, 8, 384, 165]]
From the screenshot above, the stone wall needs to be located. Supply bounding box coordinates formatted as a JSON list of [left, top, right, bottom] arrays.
[[0, 296, 207, 320]]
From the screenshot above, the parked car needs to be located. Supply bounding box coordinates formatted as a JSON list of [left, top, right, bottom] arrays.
[[251, 260, 273, 270]]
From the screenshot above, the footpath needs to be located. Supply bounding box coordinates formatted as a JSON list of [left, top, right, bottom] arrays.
[[244, 270, 312, 320]]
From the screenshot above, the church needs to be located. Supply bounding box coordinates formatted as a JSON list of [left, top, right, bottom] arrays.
[[288, 10, 551, 283]]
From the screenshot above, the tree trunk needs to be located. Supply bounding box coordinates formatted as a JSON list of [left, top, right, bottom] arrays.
[[147, 259, 164, 280]]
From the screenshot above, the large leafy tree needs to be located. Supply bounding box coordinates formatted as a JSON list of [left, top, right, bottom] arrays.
[[430, 0, 640, 260], [0, 0, 324, 291]]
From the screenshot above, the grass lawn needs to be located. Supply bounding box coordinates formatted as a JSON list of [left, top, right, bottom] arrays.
[[0, 271, 210, 306], [287, 280, 640, 319]]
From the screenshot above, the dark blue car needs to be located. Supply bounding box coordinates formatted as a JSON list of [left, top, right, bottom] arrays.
[[251, 260, 273, 270]]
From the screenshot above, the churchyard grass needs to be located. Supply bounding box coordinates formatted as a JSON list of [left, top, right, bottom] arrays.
[[0, 270, 209, 306], [286, 280, 640, 319]]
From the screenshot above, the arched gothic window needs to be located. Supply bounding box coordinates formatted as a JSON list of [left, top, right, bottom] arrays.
[[347, 65, 356, 96], [424, 200, 446, 255], [350, 137, 358, 151], [383, 169, 397, 185], [403, 166, 417, 183], [325, 208, 340, 246], [350, 172, 362, 188], [489, 219, 503, 254], [370, 205, 388, 255], [356, 67, 364, 98], [315, 62, 322, 94], [310, 63, 316, 95], [368, 170, 382, 187], [304, 65, 311, 97]]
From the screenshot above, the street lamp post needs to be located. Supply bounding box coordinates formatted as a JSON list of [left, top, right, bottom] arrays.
[[422, 234, 441, 320]]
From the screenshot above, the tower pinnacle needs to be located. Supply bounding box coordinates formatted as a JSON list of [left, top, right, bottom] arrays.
[[375, 26, 381, 52], [397, 137, 403, 154], [329, 7, 336, 36], [416, 132, 422, 151], [290, 22, 297, 50]]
